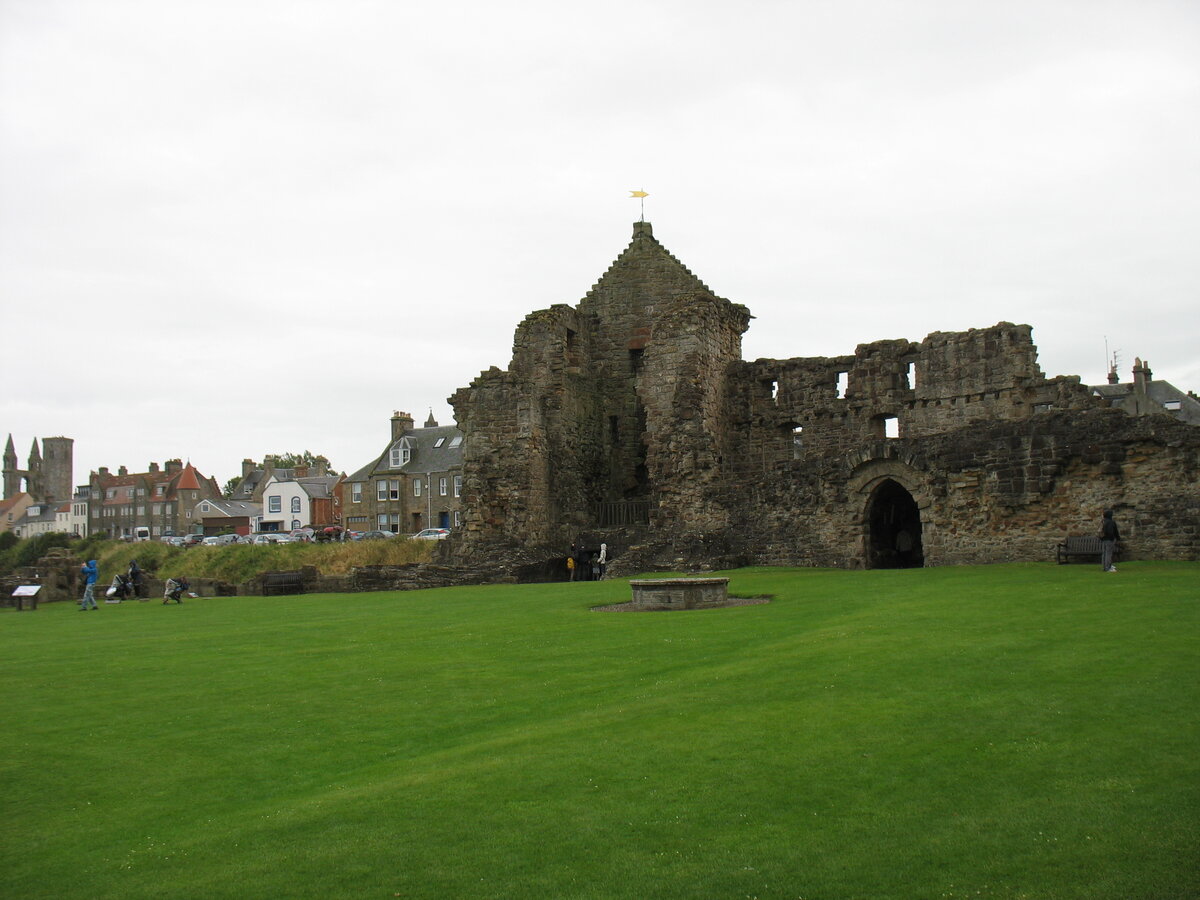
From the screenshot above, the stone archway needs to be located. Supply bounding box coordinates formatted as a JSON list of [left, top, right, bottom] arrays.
[[865, 478, 924, 569]]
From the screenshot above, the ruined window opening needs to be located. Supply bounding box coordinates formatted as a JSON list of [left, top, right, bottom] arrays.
[[791, 425, 804, 459], [565, 328, 580, 367], [765, 379, 778, 403], [630, 348, 644, 374], [872, 414, 900, 439], [1032, 402, 1052, 413], [609, 415, 619, 444], [905, 361, 916, 389], [835, 371, 848, 398]]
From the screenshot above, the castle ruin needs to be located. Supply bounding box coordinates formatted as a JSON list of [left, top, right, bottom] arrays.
[[449, 222, 1199, 574]]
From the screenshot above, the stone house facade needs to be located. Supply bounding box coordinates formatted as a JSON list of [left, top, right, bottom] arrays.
[[343, 411, 464, 534], [449, 221, 1200, 573], [88, 460, 223, 538]]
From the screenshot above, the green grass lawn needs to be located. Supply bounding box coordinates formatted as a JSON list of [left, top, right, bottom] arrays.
[[2, 563, 1197, 899]]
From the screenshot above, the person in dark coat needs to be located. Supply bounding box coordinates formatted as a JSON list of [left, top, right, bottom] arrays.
[[128, 559, 145, 599], [1099, 509, 1120, 573]]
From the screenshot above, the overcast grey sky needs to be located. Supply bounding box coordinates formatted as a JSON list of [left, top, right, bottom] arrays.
[[2, 0, 1197, 490]]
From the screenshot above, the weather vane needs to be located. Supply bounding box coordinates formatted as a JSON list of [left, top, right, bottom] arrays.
[[629, 189, 648, 221]]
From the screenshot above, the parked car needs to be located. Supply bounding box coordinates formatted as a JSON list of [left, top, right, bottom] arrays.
[[291, 528, 315, 542], [359, 530, 396, 540], [412, 528, 451, 540], [181, 533, 206, 547], [162, 535, 186, 547]]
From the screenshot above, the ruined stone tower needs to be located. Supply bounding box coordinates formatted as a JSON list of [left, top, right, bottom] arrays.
[[3, 435, 74, 502], [451, 221, 751, 551]]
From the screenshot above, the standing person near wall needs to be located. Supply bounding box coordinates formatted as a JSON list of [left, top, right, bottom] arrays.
[[567, 543, 577, 581], [598, 543, 608, 579], [80, 559, 99, 611], [1099, 509, 1120, 573], [128, 559, 145, 599]]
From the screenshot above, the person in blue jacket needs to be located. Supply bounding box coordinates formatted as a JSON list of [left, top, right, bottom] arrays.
[[80, 559, 99, 610]]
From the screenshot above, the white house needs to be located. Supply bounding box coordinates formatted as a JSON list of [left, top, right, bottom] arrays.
[[255, 473, 339, 533]]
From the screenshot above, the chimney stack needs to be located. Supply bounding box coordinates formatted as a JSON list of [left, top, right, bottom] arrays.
[[391, 410, 414, 441]]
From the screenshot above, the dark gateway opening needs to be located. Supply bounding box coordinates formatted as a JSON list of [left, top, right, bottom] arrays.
[[866, 479, 923, 568]]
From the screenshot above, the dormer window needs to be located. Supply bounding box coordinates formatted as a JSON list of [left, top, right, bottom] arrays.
[[390, 439, 412, 467]]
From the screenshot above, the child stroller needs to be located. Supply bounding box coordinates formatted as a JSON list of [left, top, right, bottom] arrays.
[[105, 573, 134, 602], [163, 577, 189, 604]]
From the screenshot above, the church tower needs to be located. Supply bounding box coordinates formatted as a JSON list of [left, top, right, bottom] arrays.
[[3, 434, 20, 499], [40, 437, 74, 502]]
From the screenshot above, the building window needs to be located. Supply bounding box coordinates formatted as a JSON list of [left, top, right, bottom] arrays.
[[414, 478, 422, 497], [377, 481, 387, 501], [453, 510, 461, 527], [439, 477, 447, 496], [434, 437, 445, 448], [291, 520, 300, 530], [390, 441, 412, 467], [1164, 400, 1182, 411], [201, 503, 210, 513], [268, 495, 281, 513], [449, 436, 462, 448], [291, 497, 301, 514], [351, 483, 362, 503], [389, 480, 400, 501], [835, 371, 849, 398], [377, 513, 388, 528], [453, 475, 462, 497]]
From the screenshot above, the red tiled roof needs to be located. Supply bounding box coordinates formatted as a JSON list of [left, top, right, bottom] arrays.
[[175, 464, 202, 491]]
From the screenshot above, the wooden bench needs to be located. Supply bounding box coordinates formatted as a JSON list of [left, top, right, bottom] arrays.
[[1056, 536, 1118, 564], [262, 571, 306, 596]]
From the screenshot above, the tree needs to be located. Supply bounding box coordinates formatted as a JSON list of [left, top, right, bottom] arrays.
[[223, 452, 337, 498], [266, 451, 332, 470]]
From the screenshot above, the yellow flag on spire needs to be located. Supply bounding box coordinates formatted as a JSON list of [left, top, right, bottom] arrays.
[[629, 190, 648, 198]]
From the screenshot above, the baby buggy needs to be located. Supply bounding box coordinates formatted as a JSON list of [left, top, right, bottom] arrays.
[[163, 577, 190, 604], [105, 573, 135, 602]]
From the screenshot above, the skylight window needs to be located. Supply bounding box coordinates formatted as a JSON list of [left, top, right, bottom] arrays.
[[434, 437, 446, 448], [449, 436, 462, 448]]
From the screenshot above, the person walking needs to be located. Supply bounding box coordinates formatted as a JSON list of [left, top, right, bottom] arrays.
[[1099, 509, 1120, 573], [80, 559, 99, 611]]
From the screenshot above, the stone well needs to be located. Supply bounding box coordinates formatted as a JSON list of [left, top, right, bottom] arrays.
[[628, 577, 730, 610]]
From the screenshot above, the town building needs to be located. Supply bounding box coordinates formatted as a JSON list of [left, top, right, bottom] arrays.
[[255, 471, 342, 533], [195, 498, 262, 536], [1091, 359, 1200, 425], [88, 460, 222, 539], [0, 493, 34, 534], [343, 411, 464, 535]]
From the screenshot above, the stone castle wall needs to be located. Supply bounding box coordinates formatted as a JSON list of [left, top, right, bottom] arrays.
[[449, 223, 1200, 575]]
